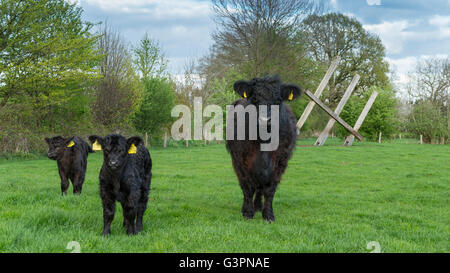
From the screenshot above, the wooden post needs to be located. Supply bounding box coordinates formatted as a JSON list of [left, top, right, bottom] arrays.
[[163, 132, 167, 148], [297, 56, 341, 131], [186, 140, 189, 147], [315, 74, 360, 146], [420, 135, 423, 144], [145, 132, 148, 147], [378, 132, 382, 143], [344, 91, 378, 146], [303, 90, 364, 141]]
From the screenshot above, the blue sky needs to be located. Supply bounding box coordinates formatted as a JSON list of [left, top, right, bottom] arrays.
[[77, 0, 450, 87]]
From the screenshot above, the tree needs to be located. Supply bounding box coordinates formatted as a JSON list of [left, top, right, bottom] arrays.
[[338, 86, 398, 141], [0, 0, 100, 153], [133, 33, 168, 80], [133, 77, 175, 138], [299, 13, 390, 107], [133, 34, 175, 139], [91, 24, 141, 131], [199, 0, 321, 110], [406, 57, 449, 143]]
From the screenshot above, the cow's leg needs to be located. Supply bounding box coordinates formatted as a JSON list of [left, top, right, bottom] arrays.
[[122, 192, 138, 235], [58, 170, 70, 196], [101, 198, 115, 236], [136, 184, 149, 233], [100, 182, 115, 236], [72, 173, 84, 195], [262, 183, 277, 222], [240, 181, 256, 219], [254, 187, 263, 212]]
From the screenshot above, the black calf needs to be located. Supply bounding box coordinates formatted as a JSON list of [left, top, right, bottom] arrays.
[[45, 136, 92, 195], [89, 134, 152, 235]]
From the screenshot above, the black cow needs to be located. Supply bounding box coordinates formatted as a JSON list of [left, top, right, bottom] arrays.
[[226, 75, 302, 222], [44, 136, 92, 195], [88, 134, 152, 235]]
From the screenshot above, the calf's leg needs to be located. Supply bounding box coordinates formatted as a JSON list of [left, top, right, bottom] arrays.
[[101, 199, 115, 236], [58, 171, 70, 195], [72, 173, 84, 195], [136, 187, 149, 233]]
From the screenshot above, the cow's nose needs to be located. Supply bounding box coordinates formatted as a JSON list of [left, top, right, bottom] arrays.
[[110, 160, 118, 166]]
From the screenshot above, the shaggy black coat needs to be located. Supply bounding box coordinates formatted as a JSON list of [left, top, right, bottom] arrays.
[[88, 134, 152, 235], [45, 136, 92, 195], [226, 75, 302, 222]]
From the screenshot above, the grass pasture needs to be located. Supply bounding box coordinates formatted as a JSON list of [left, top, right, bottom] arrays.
[[0, 139, 448, 253]]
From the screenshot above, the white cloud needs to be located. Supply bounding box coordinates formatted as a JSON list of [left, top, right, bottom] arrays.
[[364, 20, 411, 54], [366, 0, 381, 6], [330, 0, 338, 9], [386, 54, 448, 93], [364, 18, 450, 55], [429, 15, 450, 39]]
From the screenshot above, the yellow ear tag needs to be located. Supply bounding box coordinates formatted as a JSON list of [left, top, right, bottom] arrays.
[[288, 92, 294, 101], [243, 91, 247, 98], [128, 143, 137, 154], [92, 140, 102, 151], [67, 140, 75, 148]]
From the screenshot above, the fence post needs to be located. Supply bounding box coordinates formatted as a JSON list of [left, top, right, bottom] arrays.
[[315, 74, 360, 146], [297, 56, 341, 131], [163, 132, 167, 148], [420, 135, 423, 144], [344, 91, 378, 146], [145, 132, 148, 147], [186, 140, 189, 148], [378, 132, 382, 143]]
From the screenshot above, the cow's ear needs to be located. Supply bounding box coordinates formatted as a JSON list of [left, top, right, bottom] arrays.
[[281, 83, 302, 101], [89, 135, 103, 151], [64, 137, 75, 148], [88, 135, 103, 145], [233, 80, 252, 98], [44, 137, 50, 144], [126, 136, 143, 154]]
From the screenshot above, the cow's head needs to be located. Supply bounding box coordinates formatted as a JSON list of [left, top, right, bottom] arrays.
[[233, 75, 302, 127], [88, 134, 143, 171], [44, 136, 75, 160]]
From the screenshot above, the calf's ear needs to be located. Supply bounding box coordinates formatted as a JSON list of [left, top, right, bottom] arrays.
[[127, 136, 143, 148], [44, 137, 50, 144], [233, 80, 252, 98], [281, 83, 302, 101], [127, 136, 144, 154], [88, 135, 103, 151], [64, 137, 75, 148]]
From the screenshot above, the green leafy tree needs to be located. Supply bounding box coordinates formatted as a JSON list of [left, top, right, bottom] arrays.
[[133, 34, 175, 138], [0, 0, 100, 152], [338, 86, 398, 140], [299, 13, 390, 107], [133, 77, 175, 138]]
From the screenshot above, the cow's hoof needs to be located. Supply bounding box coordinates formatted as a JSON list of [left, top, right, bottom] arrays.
[[262, 212, 275, 223], [242, 211, 255, 220], [102, 231, 111, 237]]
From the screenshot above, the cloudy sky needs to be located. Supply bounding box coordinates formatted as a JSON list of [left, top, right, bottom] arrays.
[[78, 0, 450, 88]]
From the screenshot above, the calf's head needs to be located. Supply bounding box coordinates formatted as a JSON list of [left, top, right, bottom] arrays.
[[88, 134, 143, 171], [44, 136, 75, 160], [233, 75, 302, 126]]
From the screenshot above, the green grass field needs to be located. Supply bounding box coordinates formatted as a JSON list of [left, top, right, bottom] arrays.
[[0, 139, 448, 253]]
